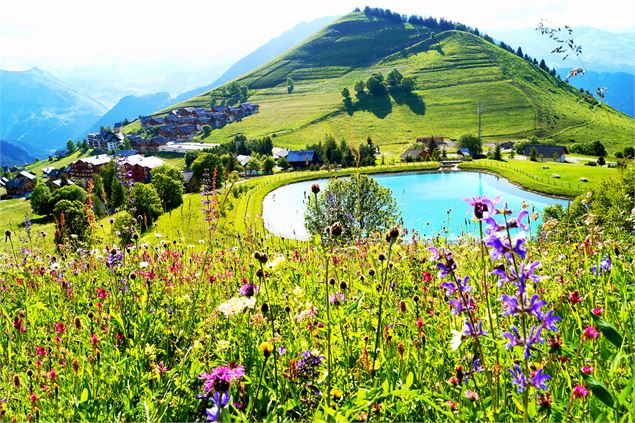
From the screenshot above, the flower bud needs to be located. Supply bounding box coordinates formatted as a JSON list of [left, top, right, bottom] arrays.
[[311, 183, 320, 194]]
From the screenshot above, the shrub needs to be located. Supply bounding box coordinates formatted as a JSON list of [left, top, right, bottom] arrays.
[[112, 212, 138, 246], [131, 184, 163, 230], [31, 184, 53, 215]]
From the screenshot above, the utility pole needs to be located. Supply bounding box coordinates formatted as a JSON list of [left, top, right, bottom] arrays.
[[477, 104, 484, 143]]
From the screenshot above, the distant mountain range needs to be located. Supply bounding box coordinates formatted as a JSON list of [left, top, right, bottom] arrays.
[[488, 27, 635, 74], [88, 92, 173, 132], [0, 67, 106, 156], [0, 140, 36, 167], [560, 70, 634, 117]]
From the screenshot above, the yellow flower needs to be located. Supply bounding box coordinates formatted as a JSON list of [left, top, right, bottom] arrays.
[[259, 341, 274, 357], [332, 388, 343, 401]]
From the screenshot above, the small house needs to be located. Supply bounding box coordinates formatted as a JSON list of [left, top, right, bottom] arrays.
[[122, 155, 165, 183], [400, 148, 427, 161], [523, 144, 569, 162], [69, 154, 112, 178], [236, 155, 252, 167], [286, 150, 320, 168], [457, 148, 472, 158], [5, 171, 36, 196]]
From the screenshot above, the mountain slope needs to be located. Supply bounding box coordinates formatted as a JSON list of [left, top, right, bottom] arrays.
[[174, 16, 339, 103], [158, 11, 634, 154], [0, 140, 36, 167], [0, 68, 106, 156]]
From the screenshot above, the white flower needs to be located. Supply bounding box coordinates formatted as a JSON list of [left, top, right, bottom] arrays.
[[266, 255, 285, 269], [198, 239, 205, 244], [139, 261, 149, 268], [154, 233, 163, 238], [217, 340, 231, 350], [217, 296, 257, 317], [293, 285, 303, 297], [50, 262, 61, 271], [450, 330, 462, 351]]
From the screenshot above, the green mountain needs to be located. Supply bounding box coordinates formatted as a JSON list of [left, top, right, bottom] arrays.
[[158, 10, 634, 154]]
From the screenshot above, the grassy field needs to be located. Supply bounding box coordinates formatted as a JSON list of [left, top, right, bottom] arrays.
[[459, 158, 620, 197], [145, 12, 633, 155]]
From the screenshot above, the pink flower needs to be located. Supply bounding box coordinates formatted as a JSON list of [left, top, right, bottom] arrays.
[[465, 390, 479, 402], [54, 322, 66, 333], [582, 326, 599, 340], [49, 369, 57, 380], [36, 346, 48, 357], [29, 392, 38, 404], [416, 317, 424, 328], [422, 272, 433, 283], [572, 385, 589, 399], [90, 334, 99, 346], [97, 288, 109, 299], [581, 365, 594, 375], [591, 307, 604, 316]]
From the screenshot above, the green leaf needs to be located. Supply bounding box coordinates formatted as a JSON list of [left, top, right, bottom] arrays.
[[80, 388, 89, 404], [591, 314, 623, 347], [582, 375, 615, 408], [405, 372, 414, 389]]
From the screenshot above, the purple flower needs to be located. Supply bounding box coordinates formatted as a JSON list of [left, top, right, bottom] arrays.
[[507, 210, 530, 231], [296, 350, 325, 379], [463, 320, 488, 337], [200, 365, 245, 393], [486, 234, 527, 262], [464, 196, 498, 220], [525, 294, 547, 317], [502, 325, 524, 351], [278, 346, 287, 355], [500, 294, 522, 316], [329, 292, 346, 305], [529, 368, 551, 391], [507, 364, 527, 392], [239, 283, 259, 297], [591, 256, 612, 275], [539, 310, 561, 332], [206, 391, 230, 421]]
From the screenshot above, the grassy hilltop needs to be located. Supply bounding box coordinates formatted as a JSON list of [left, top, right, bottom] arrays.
[[155, 11, 634, 155]]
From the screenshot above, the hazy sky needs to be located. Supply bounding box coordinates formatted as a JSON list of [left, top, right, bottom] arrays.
[[1, 0, 633, 72]]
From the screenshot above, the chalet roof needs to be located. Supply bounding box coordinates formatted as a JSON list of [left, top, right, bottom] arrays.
[[79, 154, 112, 166], [42, 167, 56, 175], [124, 155, 164, 169], [400, 148, 425, 159], [178, 124, 197, 133], [212, 106, 228, 112], [272, 147, 289, 158], [18, 170, 36, 180], [523, 144, 569, 156], [51, 179, 75, 187], [236, 155, 252, 166], [182, 171, 194, 184], [126, 134, 143, 142], [151, 136, 168, 145], [114, 149, 138, 157], [287, 150, 318, 163], [457, 148, 472, 156]]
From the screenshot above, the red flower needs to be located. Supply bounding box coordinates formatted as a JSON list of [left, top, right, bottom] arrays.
[[568, 290, 583, 304], [96, 288, 109, 299], [416, 317, 424, 328], [35, 346, 48, 357], [422, 272, 433, 282], [54, 322, 66, 333], [90, 334, 99, 346], [29, 392, 37, 404]]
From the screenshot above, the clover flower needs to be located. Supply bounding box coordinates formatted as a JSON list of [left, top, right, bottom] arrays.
[[217, 296, 257, 317], [581, 326, 599, 340], [572, 385, 589, 399], [199, 365, 245, 394], [239, 283, 259, 298]]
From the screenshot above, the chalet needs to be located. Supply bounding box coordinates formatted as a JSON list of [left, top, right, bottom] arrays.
[[209, 113, 227, 128], [87, 129, 124, 151], [240, 103, 259, 114], [5, 171, 36, 196], [286, 150, 320, 168], [164, 114, 179, 124], [229, 107, 245, 120], [211, 105, 228, 113], [0, 176, 9, 187], [499, 141, 515, 150], [114, 149, 138, 157], [400, 148, 428, 161], [132, 136, 168, 153], [176, 124, 197, 140], [49, 178, 75, 189], [157, 124, 177, 138], [175, 107, 197, 117], [457, 148, 473, 158], [69, 154, 112, 178], [158, 141, 220, 154], [121, 155, 164, 183], [182, 169, 198, 193], [42, 167, 59, 178], [523, 144, 569, 162], [272, 147, 289, 159]]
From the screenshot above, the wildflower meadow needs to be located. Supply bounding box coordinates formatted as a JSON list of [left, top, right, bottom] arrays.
[[0, 186, 633, 422]]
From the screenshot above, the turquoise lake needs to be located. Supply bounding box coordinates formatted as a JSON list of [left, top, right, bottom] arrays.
[[262, 171, 570, 240]]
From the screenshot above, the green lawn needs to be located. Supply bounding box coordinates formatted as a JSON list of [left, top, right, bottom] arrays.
[[459, 158, 620, 197]]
